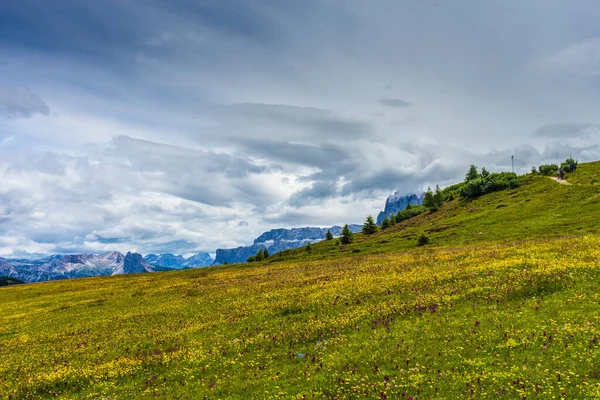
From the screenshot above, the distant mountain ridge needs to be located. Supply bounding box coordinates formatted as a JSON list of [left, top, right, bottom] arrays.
[[1, 251, 149, 283], [376, 192, 424, 225], [143, 252, 213, 269], [214, 224, 362, 265]]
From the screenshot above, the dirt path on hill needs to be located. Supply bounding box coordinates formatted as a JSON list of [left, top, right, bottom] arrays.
[[550, 177, 572, 185]]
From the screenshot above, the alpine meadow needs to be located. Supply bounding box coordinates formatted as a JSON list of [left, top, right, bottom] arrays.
[[2, 162, 600, 399]]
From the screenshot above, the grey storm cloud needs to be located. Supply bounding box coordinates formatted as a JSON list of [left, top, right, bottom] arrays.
[[211, 103, 373, 141], [0, 86, 49, 118], [533, 123, 593, 139], [379, 98, 412, 108], [2, 0, 600, 255]]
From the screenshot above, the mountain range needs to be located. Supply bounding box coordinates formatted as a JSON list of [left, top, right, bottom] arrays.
[[0, 191, 419, 282], [0, 252, 153, 283], [214, 224, 362, 265], [143, 252, 214, 269]]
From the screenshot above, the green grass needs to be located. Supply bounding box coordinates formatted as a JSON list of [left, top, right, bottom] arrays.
[[2, 162, 600, 399], [269, 161, 600, 264]]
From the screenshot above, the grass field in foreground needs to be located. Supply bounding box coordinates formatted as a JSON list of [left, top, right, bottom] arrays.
[[2, 236, 600, 399]]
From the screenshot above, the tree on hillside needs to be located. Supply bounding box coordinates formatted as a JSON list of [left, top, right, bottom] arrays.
[[255, 248, 264, 262], [465, 165, 480, 182], [341, 224, 353, 244], [325, 230, 334, 240], [263, 248, 269, 258], [423, 187, 435, 209], [381, 216, 390, 230], [433, 184, 444, 210], [362, 215, 378, 235], [481, 167, 490, 178]]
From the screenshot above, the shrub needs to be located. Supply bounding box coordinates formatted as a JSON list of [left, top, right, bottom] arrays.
[[538, 164, 559, 176], [417, 233, 430, 246], [396, 205, 427, 223], [460, 172, 519, 199]]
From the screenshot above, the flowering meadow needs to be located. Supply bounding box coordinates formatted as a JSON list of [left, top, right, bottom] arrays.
[[1, 236, 600, 399]]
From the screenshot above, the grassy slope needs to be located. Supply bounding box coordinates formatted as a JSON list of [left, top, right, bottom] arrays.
[[1, 162, 600, 399]]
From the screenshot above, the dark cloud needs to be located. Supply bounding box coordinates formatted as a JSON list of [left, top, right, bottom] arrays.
[[214, 103, 373, 140], [379, 98, 412, 108], [0, 86, 49, 118], [232, 137, 349, 170], [533, 123, 593, 138]]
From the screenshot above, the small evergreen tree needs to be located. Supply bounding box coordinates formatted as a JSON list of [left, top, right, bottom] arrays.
[[340, 224, 353, 244], [465, 164, 480, 182], [423, 187, 435, 209], [263, 248, 269, 258], [530, 166, 537, 175], [246, 256, 255, 263], [362, 215, 378, 235], [255, 248, 264, 262], [481, 167, 490, 178], [325, 230, 334, 240], [381, 216, 390, 230], [305, 243, 312, 252], [433, 184, 444, 210], [389, 215, 396, 226]]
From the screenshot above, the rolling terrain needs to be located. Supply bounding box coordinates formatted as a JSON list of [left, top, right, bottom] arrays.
[[1, 162, 600, 399]]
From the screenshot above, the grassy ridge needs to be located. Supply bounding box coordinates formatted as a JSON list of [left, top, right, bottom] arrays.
[[270, 162, 600, 263], [1, 162, 600, 399]]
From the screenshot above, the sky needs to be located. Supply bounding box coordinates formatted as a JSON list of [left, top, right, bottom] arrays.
[[1, 0, 600, 257]]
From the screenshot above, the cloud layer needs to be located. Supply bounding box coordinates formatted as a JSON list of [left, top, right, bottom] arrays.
[[1, 0, 600, 256]]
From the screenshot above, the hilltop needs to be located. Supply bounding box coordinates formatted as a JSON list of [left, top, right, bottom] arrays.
[[1, 161, 600, 399]]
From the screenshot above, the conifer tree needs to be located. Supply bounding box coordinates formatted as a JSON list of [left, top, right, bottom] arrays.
[[362, 215, 378, 235], [255, 248, 264, 262], [263, 247, 269, 258], [325, 230, 334, 240], [423, 187, 435, 209], [340, 224, 353, 244], [381, 216, 390, 230], [433, 184, 444, 210], [465, 164, 480, 182]]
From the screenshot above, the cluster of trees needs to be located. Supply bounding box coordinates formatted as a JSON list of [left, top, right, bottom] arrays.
[[458, 165, 519, 199], [247, 247, 269, 263], [534, 158, 578, 176]]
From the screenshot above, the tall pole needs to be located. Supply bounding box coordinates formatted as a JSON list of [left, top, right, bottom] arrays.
[[511, 155, 514, 173]]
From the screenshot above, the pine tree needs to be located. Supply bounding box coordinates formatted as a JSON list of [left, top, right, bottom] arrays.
[[340, 224, 353, 244], [255, 248, 264, 262], [465, 164, 480, 182], [362, 215, 378, 235], [433, 184, 444, 210], [423, 187, 435, 209], [481, 167, 490, 178], [263, 247, 269, 258], [389, 215, 396, 226], [381, 216, 390, 230], [325, 230, 334, 240]]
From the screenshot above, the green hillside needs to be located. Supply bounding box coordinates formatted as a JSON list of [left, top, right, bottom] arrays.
[[1, 162, 600, 399]]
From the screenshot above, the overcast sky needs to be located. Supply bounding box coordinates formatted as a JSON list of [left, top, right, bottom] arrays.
[[1, 0, 600, 257]]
